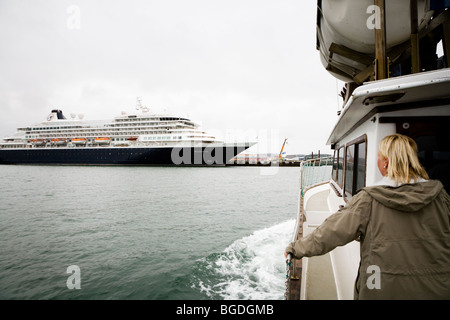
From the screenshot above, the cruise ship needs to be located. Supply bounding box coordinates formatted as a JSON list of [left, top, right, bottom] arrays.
[[0, 100, 255, 166]]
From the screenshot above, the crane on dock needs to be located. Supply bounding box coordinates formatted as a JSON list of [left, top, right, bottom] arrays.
[[278, 138, 288, 160]]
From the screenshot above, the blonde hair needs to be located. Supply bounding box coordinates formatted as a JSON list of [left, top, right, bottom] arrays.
[[379, 134, 429, 184]]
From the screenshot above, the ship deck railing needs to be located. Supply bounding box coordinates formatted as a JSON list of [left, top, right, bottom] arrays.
[[285, 156, 334, 300], [286, 156, 361, 300]]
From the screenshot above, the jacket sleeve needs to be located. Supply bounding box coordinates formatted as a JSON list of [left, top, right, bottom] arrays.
[[285, 190, 372, 259]]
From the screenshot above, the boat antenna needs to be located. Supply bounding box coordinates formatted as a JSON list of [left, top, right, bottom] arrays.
[[335, 79, 340, 115], [136, 96, 149, 113]]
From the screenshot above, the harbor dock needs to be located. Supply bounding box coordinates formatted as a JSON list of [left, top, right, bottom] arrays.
[[227, 153, 331, 167]]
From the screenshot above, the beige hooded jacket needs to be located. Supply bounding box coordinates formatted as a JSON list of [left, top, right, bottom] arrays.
[[285, 180, 450, 299]]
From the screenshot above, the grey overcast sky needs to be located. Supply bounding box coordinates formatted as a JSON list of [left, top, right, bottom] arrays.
[[0, 0, 342, 155]]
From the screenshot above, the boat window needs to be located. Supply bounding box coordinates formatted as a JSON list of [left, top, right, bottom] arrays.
[[332, 149, 337, 180], [356, 141, 367, 192], [337, 147, 344, 187], [344, 137, 367, 198], [332, 148, 339, 182], [345, 144, 355, 198], [332, 146, 345, 188], [333, 136, 367, 200], [380, 116, 450, 193]]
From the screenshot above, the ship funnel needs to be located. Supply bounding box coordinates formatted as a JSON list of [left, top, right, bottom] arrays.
[[47, 109, 67, 121]]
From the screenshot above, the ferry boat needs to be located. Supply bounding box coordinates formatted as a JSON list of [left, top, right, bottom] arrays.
[[0, 99, 255, 166], [286, 0, 450, 300]]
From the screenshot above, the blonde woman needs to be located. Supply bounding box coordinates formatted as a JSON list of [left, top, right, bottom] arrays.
[[375, 134, 429, 187], [285, 134, 450, 299]]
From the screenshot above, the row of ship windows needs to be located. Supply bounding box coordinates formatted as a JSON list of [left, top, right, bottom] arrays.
[[26, 127, 188, 133], [24, 122, 194, 131], [21, 152, 145, 156], [116, 117, 189, 122], [0, 145, 24, 148], [110, 121, 194, 126], [138, 136, 183, 141], [3, 135, 193, 145], [24, 132, 199, 139], [109, 136, 183, 141], [116, 120, 195, 127]]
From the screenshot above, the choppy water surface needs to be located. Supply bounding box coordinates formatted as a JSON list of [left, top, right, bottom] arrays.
[[0, 165, 298, 299]]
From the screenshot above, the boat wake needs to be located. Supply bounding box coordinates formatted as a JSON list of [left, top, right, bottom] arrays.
[[191, 219, 295, 300]]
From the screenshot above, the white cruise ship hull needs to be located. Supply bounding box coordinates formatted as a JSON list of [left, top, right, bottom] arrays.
[[0, 104, 256, 166]]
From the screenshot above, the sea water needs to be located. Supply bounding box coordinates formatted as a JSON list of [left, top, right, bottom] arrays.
[[0, 165, 299, 300]]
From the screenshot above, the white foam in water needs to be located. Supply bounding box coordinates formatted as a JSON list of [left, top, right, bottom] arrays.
[[198, 219, 295, 300]]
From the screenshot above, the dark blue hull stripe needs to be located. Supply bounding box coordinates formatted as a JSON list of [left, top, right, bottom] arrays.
[[0, 145, 249, 166]]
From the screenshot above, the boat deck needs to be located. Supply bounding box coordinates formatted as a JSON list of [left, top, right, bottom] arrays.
[[300, 186, 338, 300], [303, 254, 337, 299]]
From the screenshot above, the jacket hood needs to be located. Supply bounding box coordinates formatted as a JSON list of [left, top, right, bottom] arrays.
[[364, 180, 444, 212]]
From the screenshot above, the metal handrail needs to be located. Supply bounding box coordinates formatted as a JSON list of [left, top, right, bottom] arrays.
[[300, 157, 333, 197], [285, 156, 333, 299]]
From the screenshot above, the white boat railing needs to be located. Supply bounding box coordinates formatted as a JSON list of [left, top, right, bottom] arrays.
[[285, 156, 333, 300], [299, 157, 333, 198]]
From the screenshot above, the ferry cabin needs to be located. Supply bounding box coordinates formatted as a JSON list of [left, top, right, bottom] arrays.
[[300, 69, 450, 300], [287, 0, 450, 300]]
